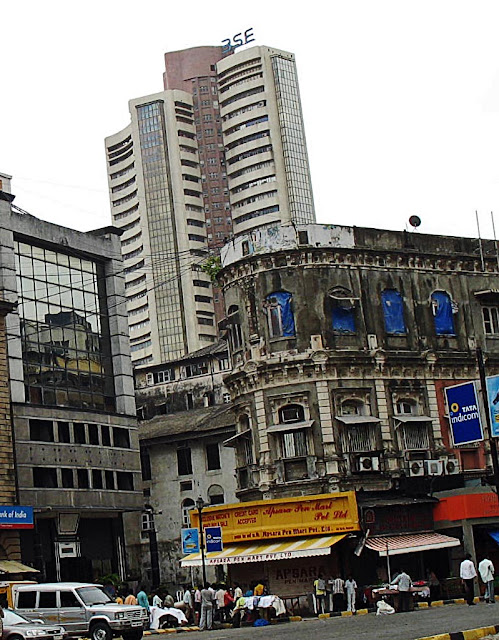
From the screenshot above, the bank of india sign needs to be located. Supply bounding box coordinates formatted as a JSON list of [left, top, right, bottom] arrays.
[[190, 491, 359, 543]]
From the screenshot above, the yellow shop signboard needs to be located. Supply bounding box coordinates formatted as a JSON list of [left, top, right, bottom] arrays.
[[190, 491, 359, 543]]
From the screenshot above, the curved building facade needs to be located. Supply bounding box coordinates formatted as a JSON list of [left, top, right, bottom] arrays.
[[105, 91, 217, 366], [217, 46, 316, 237]]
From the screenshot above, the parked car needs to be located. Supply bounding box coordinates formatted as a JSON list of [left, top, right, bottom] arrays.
[[2, 608, 66, 640], [13, 583, 148, 640]]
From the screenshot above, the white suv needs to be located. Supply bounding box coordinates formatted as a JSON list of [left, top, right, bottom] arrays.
[[14, 583, 148, 640]]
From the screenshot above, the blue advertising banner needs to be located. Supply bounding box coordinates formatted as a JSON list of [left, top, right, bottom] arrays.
[[181, 528, 200, 554], [445, 381, 484, 446], [205, 526, 223, 553], [486, 375, 499, 437], [0, 506, 34, 529]]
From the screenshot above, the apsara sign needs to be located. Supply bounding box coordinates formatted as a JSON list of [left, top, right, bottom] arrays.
[[190, 492, 359, 543]]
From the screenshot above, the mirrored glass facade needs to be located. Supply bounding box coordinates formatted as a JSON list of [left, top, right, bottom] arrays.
[[14, 241, 115, 411]]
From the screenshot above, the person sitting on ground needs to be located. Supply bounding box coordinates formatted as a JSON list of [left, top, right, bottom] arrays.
[[136, 585, 150, 612], [124, 590, 137, 605], [163, 591, 175, 608]]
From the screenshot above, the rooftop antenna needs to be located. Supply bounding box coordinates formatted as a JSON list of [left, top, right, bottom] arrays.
[[408, 215, 421, 231], [476, 210, 485, 271]]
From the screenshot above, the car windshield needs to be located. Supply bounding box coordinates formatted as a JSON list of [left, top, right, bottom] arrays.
[[76, 587, 112, 605], [4, 609, 31, 625]]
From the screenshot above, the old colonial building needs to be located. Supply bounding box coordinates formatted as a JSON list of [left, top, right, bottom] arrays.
[[128, 341, 236, 589], [215, 222, 499, 586]]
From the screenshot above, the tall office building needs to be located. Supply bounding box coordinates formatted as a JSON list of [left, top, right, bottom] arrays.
[[105, 90, 217, 367], [217, 46, 316, 236]]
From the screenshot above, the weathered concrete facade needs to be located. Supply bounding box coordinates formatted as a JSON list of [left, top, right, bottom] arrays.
[[218, 223, 499, 501], [0, 173, 142, 581]]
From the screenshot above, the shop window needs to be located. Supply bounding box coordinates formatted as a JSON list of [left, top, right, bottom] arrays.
[[58, 421, 70, 443], [177, 447, 193, 476], [116, 472, 134, 490], [33, 467, 57, 488], [382, 289, 406, 334], [29, 419, 54, 442], [206, 443, 221, 470], [113, 427, 130, 449], [264, 291, 295, 338], [182, 498, 195, 528], [431, 291, 456, 335], [208, 484, 225, 505], [61, 468, 74, 488]]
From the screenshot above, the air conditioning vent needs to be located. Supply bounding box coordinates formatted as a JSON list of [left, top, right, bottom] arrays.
[[367, 334, 378, 350], [408, 460, 425, 477], [358, 456, 380, 472], [425, 459, 444, 476], [445, 458, 460, 475]]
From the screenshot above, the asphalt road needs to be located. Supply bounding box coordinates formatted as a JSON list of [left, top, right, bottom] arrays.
[[178, 602, 499, 640]]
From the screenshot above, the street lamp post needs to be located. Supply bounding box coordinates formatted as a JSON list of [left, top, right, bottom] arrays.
[[196, 496, 207, 586]]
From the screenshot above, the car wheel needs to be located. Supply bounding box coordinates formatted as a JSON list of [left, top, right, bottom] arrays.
[[8, 634, 24, 640], [90, 622, 112, 640], [122, 630, 143, 640]]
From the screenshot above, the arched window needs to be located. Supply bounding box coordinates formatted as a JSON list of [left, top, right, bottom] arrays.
[[208, 484, 224, 505], [227, 305, 243, 350], [329, 287, 357, 334], [340, 400, 366, 416], [382, 289, 406, 334], [181, 498, 195, 528], [431, 291, 456, 336], [264, 292, 295, 338]]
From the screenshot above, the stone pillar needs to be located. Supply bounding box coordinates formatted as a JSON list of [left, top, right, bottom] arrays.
[[375, 379, 397, 471], [462, 520, 479, 596], [254, 390, 272, 488], [315, 380, 338, 474], [426, 380, 444, 446]]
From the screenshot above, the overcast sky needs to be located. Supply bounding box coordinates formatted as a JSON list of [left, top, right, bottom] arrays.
[[2, 1, 499, 240]]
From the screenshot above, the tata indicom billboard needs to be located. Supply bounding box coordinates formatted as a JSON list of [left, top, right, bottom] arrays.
[[445, 381, 484, 446]]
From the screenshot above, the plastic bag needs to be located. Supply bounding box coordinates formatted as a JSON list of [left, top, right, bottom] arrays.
[[376, 600, 395, 615]]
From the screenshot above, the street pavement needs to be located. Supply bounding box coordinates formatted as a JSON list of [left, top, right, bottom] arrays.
[[177, 602, 499, 640]]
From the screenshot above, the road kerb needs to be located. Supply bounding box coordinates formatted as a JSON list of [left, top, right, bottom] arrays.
[[416, 623, 499, 640]]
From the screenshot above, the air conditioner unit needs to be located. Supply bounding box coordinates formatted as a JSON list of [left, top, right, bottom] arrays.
[[425, 459, 444, 476], [367, 334, 378, 350], [358, 456, 380, 472], [444, 458, 460, 475], [57, 541, 80, 558], [408, 460, 425, 477]]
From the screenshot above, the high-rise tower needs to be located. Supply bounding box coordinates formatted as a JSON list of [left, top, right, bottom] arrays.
[[217, 46, 316, 236], [105, 90, 217, 367]]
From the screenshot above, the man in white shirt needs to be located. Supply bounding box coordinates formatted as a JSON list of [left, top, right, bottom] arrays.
[[391, 569, 412, 612], [460, 553, 477, 605], [345, 575, 357, 613], [479, 556, 495, 603]]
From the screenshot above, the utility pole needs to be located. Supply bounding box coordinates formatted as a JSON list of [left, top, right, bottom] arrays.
[[476, 347, 499, 494]]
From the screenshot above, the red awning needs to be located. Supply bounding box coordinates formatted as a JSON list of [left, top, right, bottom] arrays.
[[365, 532, 461, 556]]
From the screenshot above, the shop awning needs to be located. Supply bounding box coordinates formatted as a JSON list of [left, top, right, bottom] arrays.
[[365, 532, 461, 556], [0, 560, 39, 574], [488, 530, 499, 545], [336, 416, 381, 425], [180, 534, 346, 567], [267, 420, 314, 433]]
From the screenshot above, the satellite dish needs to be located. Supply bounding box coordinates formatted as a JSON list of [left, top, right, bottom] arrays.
[[409, 215, 421, 228]]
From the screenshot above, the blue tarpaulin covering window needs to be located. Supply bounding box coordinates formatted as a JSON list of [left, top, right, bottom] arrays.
[[431, 291, 456, 335], [332, 304, 356, 333], [382, 289, 406, 334], [266, 291, 295, 337]]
